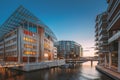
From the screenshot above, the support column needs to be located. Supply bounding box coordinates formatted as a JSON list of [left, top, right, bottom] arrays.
[[98, 54, 101, 65], [109, 52, 112, 68], [36, 34, 39, 63], [118, 40, 120, 72], [27, 56, 29, 64], [38, 27, 44, 61], [18, 27, 23, 64], [105, 54, 107, 67]]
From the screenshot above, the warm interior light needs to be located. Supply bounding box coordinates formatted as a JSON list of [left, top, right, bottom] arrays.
[[23, 36, 36, 43], [24, 51, 36, 55], [44, 53, 48, 57]]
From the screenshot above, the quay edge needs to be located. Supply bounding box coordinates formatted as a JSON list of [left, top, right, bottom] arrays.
[[11, 60, 65, 72], [96, 65, 120, 80]]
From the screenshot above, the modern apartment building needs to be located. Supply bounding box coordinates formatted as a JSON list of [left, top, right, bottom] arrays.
[[95, 12, 109, 66], [95, 0, 120, 72], [0, 6, 57, 64], [107, 0, 120, 72], [55, 40, 83, 59]]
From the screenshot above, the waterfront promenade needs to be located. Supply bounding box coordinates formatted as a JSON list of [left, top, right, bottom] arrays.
[[96, 65, 120, 80], [1, 60, 65, 72]]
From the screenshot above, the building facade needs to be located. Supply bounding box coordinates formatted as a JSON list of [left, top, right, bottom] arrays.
[[95, 12, 109, 66], [95, 0, 120, 72], [53, 47, 57, 59], [0, 6, 57, 64], [55, 40, 83, 59]]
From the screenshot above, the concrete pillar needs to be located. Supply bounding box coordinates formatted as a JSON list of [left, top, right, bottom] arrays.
[[36, 34, 39, 63], [105, 54, 107, 67], [27, 56, 29, 64], [18, 27, 23, 64], [118, 40, 120, 72], [109, 52, 112, 68], [38, 27, 44, 61], [98, 54, 101, 65]]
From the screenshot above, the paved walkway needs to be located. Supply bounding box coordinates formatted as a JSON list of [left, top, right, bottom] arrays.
[[96, 65, 120, 80]]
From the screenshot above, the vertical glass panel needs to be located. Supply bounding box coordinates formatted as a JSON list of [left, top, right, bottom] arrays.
[[28, 23, 37, 33]]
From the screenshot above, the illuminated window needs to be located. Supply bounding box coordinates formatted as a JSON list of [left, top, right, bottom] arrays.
[[24, 51, 36, 55], [24, 44, 33, 48], [23, 36, 37, 43]]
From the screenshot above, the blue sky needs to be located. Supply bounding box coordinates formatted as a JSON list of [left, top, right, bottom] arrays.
[[0, 0, 107, 56]]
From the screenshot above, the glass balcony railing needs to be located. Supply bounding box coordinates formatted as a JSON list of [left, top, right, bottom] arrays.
[[108, 31, 120, 43], [99, 28, 106, 35], [107, 0, 120, 30], [99, 34, 108, 41], [107, 10, 120, 31]]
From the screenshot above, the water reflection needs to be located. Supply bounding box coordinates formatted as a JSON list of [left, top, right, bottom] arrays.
[[0, 61, 112, 80]]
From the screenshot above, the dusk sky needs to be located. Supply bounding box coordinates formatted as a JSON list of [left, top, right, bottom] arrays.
[[0, 0, 107, 56]]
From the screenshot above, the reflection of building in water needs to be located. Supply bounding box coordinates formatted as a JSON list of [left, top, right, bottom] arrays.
[[0, 6, 57, 63]]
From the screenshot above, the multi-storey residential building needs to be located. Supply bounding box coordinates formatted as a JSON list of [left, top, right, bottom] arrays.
[[95, 12, 108, 66], [95, 0, 120, 72], [0, 6, 57, 64], [55, 40, 83, 59], [107, 0, 120, 72]]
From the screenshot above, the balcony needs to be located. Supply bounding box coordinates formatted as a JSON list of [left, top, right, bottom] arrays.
[[95, 47, 99, 50], [107, 10, 120, 31], [95, 37, 98, 41], [95, 26, 98, 32], [100, 50, 109, 53], [99, 28, 106, 35], [99, 41, 108, 47], [99, 34, 108, 41], [99, 46, 109, 53], [107, 0, 110, 3], [107, 0, 119, 20], [95, 42, 98, 46], [108, 31, 120, 43], [95, 32, 98, 37], [107, 0, 120, 31], [95, 52, 99, 54], [99, 18, 107, 28], [107, 0, 116, 12], [102, 42, 108, 46]]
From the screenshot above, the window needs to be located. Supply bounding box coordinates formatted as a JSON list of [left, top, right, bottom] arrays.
[[24, 44, 37, 49], [23, 36, 37, 43], [24, 51, 36, 55]]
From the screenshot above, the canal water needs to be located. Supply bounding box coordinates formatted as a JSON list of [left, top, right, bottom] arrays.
[[0, 61, 112, 80]]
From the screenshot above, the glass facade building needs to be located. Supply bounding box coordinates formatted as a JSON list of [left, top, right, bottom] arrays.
[[0, 6, 57, 64], [55, 40, 83, 59]]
